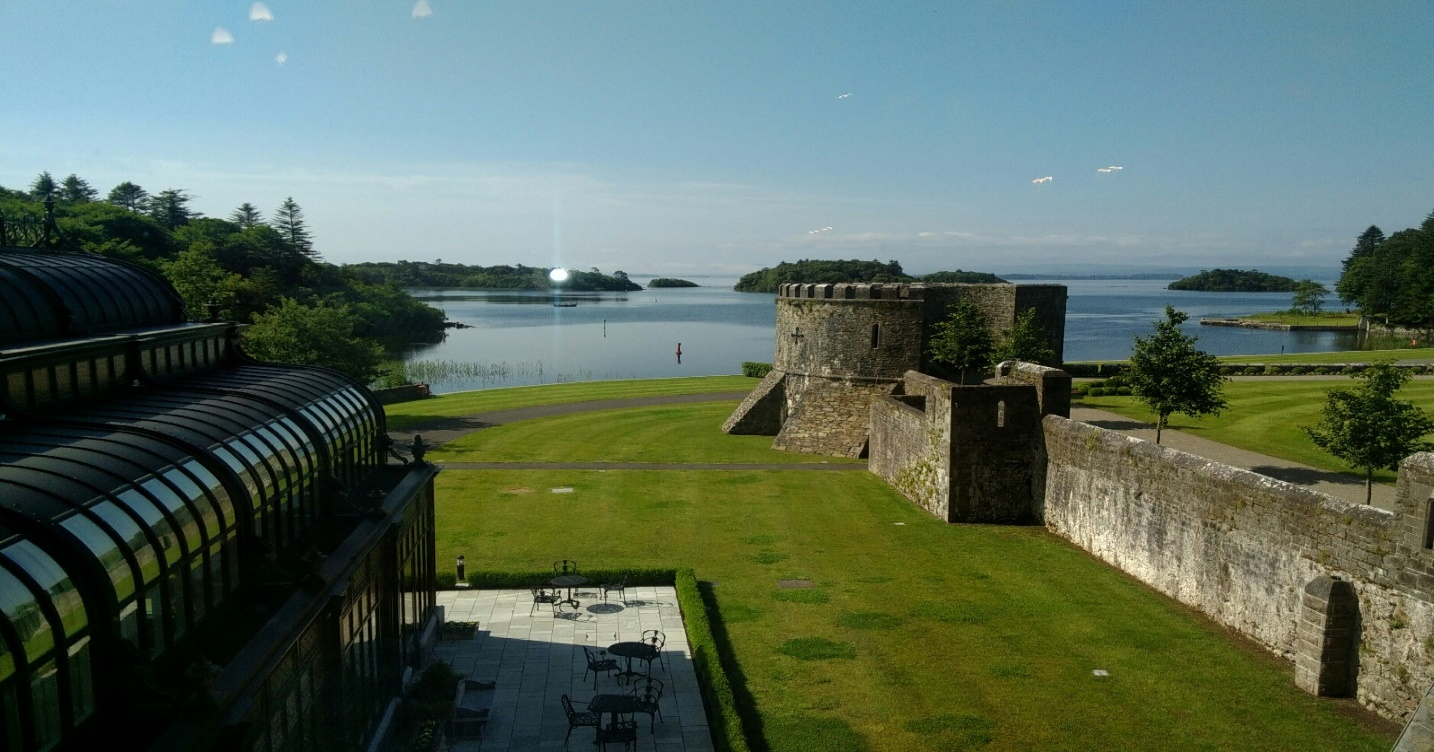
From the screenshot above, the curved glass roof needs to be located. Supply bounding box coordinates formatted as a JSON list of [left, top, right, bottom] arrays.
[[0, 247, 185, 347]]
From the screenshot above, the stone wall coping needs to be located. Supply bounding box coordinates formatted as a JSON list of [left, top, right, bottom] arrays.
[[779, 370, 904, 384], [1043, 414, 1397, 526], [775, 281, 1066, 300], [873, 392, 929, 419], [996, 360, 1071, 379]]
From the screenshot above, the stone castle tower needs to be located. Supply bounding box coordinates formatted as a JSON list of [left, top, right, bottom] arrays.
[[722, 282, 1067, 457]]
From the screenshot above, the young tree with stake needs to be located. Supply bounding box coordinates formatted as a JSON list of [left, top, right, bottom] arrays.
[[1128, 305, 1227, 444]]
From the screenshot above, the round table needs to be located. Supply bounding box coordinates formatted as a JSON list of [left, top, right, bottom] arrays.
[[607, 640, 657, 682], [551, 574, 588, 609]]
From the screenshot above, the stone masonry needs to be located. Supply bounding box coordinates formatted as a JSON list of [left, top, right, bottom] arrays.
[[723, 282, 1068, 458]]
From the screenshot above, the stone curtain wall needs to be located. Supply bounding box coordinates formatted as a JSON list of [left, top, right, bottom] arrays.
[[1042, 415, 1434, 720], [721, 369, 785, 435], [773, 375, 895, 457], [950, 385, 1042, 522], [920, 283, 1067, 366], [870, 372, 955, 519], [773, 285, 926, 379]]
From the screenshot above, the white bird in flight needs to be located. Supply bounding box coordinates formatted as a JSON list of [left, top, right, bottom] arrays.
[[837, 93, 851, 99], [1032, 176, 1054, 184]]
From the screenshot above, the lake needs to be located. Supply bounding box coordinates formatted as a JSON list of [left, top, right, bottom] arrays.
[[401, 277, 1356, 394]]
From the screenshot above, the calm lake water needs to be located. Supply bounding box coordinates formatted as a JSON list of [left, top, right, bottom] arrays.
[[403, 277, 1356, 394]]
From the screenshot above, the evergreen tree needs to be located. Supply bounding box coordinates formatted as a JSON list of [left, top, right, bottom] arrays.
[[1305, 363, 1434, 504], [29, 171, 57, 201], [1291, 279, 1329, 315], [1337, 225, 1387, 308], [927, 299, 994, 384], [149, 188, 198, 230], [272, 197, 315, 259], [1128, 305, 1227, 444], [58, 174, 98, 204], [106, 181, 150, 212], [230, 202, 264, 228]]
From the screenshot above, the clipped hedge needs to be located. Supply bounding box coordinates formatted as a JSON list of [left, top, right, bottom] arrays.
[[741, 362, 773, 378], [463, 568, 678, 589], [676, 569, 751, 752]]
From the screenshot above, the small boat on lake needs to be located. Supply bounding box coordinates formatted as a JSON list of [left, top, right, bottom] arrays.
[[553, 302, 578, 307]]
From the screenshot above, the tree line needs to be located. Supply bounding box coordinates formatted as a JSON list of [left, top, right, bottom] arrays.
[[346, 260, 642, 292], [2, 171, 446, 383], [1336, 210, 1434, 328], [1167, 268, 1297, 292], [733, 259, 1005, 292]]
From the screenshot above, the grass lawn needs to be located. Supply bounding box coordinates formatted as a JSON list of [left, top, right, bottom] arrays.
[[1070, 347, 1434, 367], [439, 468, 1393, 751], [424, 384, 1396, 751], [432, 401, 859, 464], [384, 375, 757, 431], [1237, 311, 1362, 327], [1077, 380, 1434, 485]]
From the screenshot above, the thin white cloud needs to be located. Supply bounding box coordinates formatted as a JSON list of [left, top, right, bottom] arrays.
[[211, 27, 234, 45], [275, 52, 288, 66], [249, 3, 273, 22], [1097, 165, 1124, 174], [412, 0, 433, 18], [1031, 176, 1053, 184]]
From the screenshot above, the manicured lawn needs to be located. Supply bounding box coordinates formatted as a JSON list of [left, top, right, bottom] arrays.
[[384, 375, 757, 430], [438, 468, 1393, 751], [1216, 348, 1434, 364], [1237, 311, 1362, 327], [1077, 380, 1434, 484], [423, 382, 1396, 751], [432, 401, 859, 464]]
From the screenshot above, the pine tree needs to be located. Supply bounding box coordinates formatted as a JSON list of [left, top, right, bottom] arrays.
[[149, 188, 199, 229], [272, 197, 316, 259], [29, 171, 57, 201], [230, 203, 264, 228], [58, 174, 98, 203], [106, 181, 150, 212], [1128, 305, 1227, 444]]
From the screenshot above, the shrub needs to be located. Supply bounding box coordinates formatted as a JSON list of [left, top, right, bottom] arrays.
[[436, 572, 458, 589], [1219, 365, 1237, 376], [1115, 386, 1132, 396], [1105, 375, 1127, 388], [466, 568, 677, 589], [1289, 366, 1308, 375], [1341, 366, 1359, 375], [1242, 366, 1262, 375], [1312, 367, 1331, 375], [676, 569, 752, 752], [1087, 387, 1106, 397], [741, 361, 773, 378]]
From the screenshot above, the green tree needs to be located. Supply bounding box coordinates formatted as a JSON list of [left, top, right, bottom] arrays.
[[149, 188, 199, 229], [230, 202, 264, 228], [162, 244, 245, 319], [240, 298, 384, 383], [992, 308, 1057, 366], [1305, 363, 1434, 504], [272, 197, 315, 259], [1291, 279, 1328, 315], [1128, 305, 1227, 444], [29, 171, 57, 201], [927, 299, 994, 384], [58, 174, 98, 204], [106, 181, 149, 212]]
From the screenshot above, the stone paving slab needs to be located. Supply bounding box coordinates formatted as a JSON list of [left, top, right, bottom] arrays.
[[436, 587, 713, 752]]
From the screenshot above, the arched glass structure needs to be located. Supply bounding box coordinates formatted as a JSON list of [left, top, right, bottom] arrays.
[[0, 248, 184, 347]]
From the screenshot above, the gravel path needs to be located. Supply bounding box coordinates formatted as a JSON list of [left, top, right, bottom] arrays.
[[1070, 406, 1394, 510]]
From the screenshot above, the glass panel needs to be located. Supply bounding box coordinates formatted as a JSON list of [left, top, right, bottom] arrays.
[[143, 586, 163, 651], [88, 501, 160, 586], [141, 477, 202, 553], [119, 601, 140, 649], [167, 569, 187, 639], [161, 468, 220, 543], [30, 659, 60, 751], [60, 513, 135, 601], [182, 460, 235, 531], [2, 542, 86, 639], [114, 489, 180, 567], [0, 566, 53, 664], [0, 630, 12, 682], [2, 684, 21, 752], [68, 636, 93, 722]]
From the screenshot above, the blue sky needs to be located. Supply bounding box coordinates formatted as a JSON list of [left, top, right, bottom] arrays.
[[2, 1, 1431, 276]]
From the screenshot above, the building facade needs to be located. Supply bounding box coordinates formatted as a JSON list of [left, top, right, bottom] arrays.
[[0, 244, 439, 751]]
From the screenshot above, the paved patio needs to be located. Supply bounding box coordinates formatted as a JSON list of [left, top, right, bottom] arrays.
[[436, 587, 715, 752]]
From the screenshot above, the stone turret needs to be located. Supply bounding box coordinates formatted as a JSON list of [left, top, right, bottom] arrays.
[[722, 282, 1067, 458]]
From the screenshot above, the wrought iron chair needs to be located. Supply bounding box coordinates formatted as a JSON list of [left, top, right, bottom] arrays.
[[629, 675, 665, 731], [600, 573, 628, 605], [595, 719, 638, 751], [553, 559, 579, 576], [530, 585, 561, 616], [639, 629, 666, 674], [560, 694, 600, 745], [583, 646, 619, 689]]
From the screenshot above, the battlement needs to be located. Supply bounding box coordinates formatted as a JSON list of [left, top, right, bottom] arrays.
[[777, 282, 926, 300]]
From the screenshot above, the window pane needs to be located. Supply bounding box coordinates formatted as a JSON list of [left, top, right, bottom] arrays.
[[68, 636, 94, 722], [88, 501, 160, 586], [30, 659, 61, 750], [182, 460, 235, 532], [2, 541, 86, 638], [115, 489, 180, 567], [141, 478, 203, 553], [60, 513, 135, 602]]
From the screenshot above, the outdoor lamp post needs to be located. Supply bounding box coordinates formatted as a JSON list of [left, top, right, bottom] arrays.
[[455, 554, 466, 584]]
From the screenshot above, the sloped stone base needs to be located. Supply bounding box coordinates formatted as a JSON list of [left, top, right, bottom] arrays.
[[772, 377, 896, 458], [721, 370, 786, 435]]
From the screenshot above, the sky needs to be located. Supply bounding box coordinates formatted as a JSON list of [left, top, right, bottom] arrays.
[[2, 1, 1432, 277]]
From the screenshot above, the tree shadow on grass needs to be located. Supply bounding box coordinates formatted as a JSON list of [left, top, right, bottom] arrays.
[[1248, 464, 1363, 488]]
